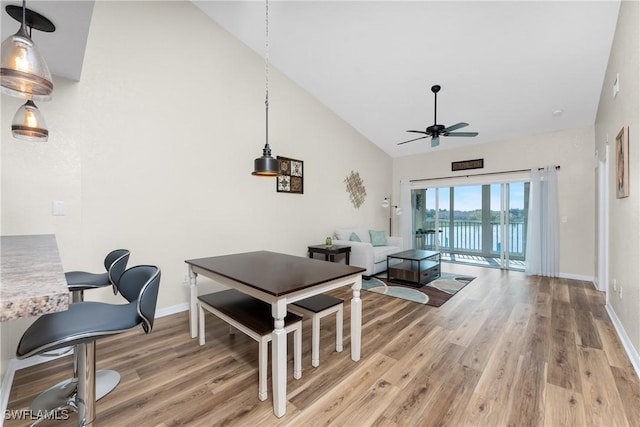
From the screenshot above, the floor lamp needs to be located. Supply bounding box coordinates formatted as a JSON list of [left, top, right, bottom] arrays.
[[382, 197, 402, 235]]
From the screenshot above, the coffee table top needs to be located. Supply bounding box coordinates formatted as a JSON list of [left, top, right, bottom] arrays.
[[387, 249, 440, 261]]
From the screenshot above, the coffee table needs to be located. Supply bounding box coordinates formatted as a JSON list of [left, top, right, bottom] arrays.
[[387, 249, 441, 287]]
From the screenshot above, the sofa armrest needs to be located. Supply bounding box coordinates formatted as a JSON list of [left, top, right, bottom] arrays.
[[332, 240, 375, 276]]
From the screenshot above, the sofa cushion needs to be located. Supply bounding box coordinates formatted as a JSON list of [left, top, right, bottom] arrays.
[[335, 228, 370, 243], [369, 230, 387, 246], [349, 232, 362, 242]]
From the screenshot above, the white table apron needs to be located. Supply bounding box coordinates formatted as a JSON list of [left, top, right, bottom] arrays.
[[187, 264, 362, 418]]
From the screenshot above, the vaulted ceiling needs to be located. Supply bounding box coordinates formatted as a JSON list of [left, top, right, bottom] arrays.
[[194, 1, 620, 158], [2, 1, 620, 158]]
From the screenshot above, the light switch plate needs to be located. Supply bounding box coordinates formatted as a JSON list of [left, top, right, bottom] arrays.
[[52, 200, 65, 216]]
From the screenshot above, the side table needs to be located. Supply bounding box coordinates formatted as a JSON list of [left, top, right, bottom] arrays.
[[308, 244, 351, 265]]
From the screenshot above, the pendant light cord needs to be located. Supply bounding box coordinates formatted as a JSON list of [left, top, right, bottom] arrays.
[[265, 0, 270, 148], [19, 0, 34, 37]]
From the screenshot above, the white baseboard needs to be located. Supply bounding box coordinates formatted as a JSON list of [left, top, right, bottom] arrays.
[[559, 272, 595, 282], [0, 359, 18, 427], [606, 303, 640, 378], [156, 303, 188, 318]]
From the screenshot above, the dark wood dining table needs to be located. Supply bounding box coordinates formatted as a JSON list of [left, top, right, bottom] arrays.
[[185, 250, 365, 418]]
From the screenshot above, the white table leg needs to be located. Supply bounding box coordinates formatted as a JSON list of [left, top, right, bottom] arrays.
[[271, 299, 288, 417], [350, 275, 362, 361], [189, 267, 198, 338]]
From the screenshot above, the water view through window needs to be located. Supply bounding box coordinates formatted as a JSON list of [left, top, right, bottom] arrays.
[[413, 182, 529, 270]]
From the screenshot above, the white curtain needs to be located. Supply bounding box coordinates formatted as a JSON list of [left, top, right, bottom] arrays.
[[399, 180, 413, 249], [525, 166, 559, 276]]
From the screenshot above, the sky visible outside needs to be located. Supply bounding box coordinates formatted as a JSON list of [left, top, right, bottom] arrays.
[[423, 183, 526, 212]]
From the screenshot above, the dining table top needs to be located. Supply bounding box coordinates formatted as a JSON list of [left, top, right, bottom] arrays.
[[185, 250, 365, 296]]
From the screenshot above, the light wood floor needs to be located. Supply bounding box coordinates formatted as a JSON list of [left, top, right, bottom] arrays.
[[5, 263, 640, 426]]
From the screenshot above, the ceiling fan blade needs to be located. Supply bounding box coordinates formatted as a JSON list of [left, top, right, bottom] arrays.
[[443, 122, 469, 132], [444, 131, 479, 137], [397, 136, 428, 145], [406, 130, 428, 135], [431, 136, 440, 147]]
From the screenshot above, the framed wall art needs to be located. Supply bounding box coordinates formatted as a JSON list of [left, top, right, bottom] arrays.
[[277, 156, 303, 194], [615, 126, 629, 198]]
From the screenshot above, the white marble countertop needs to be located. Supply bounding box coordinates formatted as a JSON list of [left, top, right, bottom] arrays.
[[1, 234, 69, 321]]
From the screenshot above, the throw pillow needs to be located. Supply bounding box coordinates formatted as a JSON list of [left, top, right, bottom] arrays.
[[369, 230, 387, 246], [349, 232, 362, 242]]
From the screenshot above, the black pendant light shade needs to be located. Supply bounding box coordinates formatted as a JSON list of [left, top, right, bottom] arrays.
[[12, 99, 48, 141], [252, 143, 279, 176]]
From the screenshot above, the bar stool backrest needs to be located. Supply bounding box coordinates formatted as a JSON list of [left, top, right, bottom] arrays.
[[117, 265, 161, 334], [104, 249, 130, 294]]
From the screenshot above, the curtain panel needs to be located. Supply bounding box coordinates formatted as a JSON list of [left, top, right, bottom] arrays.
[[525, 166, 559, 276]]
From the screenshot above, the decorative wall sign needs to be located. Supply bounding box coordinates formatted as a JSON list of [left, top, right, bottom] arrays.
[[344, 170, 366, 208], [277, 156, 303, 194], [452, 158, 484, 171], [615, 126, 629, 198]]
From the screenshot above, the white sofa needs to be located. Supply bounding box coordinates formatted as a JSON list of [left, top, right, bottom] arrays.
[[333, 227, 403, 277]]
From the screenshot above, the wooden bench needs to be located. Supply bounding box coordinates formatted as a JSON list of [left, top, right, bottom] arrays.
[[197, 289, 302, 401], [290, 294, 343, 368]]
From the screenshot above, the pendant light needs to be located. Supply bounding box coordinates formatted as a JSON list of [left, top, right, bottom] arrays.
[[252, 0, 279, 177], [12, 99, 48, 141], [0, 1, 54, 101]]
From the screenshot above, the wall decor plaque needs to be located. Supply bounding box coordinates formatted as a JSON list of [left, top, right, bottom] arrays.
[[452, 158, 484, 171], [277, 156, 303, 194], [344, 170, 366, 208]]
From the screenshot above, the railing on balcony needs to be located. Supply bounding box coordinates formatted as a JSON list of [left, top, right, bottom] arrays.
[[415, 220, 526, 259]]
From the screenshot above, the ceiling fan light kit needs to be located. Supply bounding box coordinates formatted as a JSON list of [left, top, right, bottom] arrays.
[[398, 84, 478, 147]]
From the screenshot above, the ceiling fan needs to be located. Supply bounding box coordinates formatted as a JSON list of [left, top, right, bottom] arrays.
[[398, 85, 478, 148]]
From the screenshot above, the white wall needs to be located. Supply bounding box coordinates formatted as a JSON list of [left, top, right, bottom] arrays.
[[0, 1, 391, 380], [594, 0, 640, 365], [392, 126, 596, 279]]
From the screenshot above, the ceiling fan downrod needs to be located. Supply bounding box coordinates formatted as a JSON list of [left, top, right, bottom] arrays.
[[431, 85, 440, 126]]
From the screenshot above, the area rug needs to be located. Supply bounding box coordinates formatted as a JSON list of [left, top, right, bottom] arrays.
[[362, 273, 475, 307]]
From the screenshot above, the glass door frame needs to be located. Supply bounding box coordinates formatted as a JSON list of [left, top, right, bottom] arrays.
[[411, 173, 529, 271]]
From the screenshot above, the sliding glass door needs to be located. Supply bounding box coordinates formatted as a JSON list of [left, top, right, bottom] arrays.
[[413, 180, 529, 270]]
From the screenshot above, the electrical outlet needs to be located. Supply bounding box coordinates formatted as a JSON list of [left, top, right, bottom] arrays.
[[182, 273, 189, 284], [612, 278, 617, 291], [618, 285, 622, 298], [613, 73, 619, 98]]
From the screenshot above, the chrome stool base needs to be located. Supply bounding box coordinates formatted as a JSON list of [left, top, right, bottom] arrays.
[[30, 370, 120, 413]]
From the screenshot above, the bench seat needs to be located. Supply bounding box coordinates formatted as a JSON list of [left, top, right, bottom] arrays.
[[290, 294, 343, 367], [197, 289, 302, 401]]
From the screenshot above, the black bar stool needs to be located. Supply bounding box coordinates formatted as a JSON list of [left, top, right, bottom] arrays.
[[30, 249, 130, 415], [17, 265, 161, 427]]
